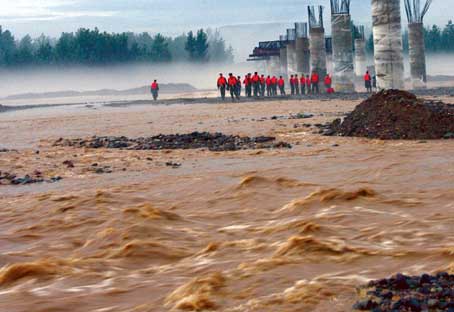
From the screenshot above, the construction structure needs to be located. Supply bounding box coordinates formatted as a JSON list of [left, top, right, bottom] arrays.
[[372, 0, 404, 90], [247, 41, 282, 76], [330, 0, 355, 92], [405, 0, 432, 89], [286, 28, 297, 76], [295, 22, 310, 75], [354, 25, 367, 77], [308, 5, 327, 79]]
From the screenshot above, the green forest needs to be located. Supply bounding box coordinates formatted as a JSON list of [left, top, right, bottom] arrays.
[[366, 20, 454, 54], [0, 27, 234, 67]]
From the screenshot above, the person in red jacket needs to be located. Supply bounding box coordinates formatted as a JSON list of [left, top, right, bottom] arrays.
[[227, 73, 239, 102], [311, 71, 320, 94], [260, 74, 266, 97], [324, 74, 332, 92], [278, 76, 286, 96], [244, 74, 252, 97], [289, 75, 295, 95], [271, 76, 278, 96], [364, 71, 372, 93], [295, 74, 300, 95], [236, 76, 242, 97], [300, 75, 306, 95], [266, 75, 272, 97], [150, 80, 159, 100], [252, 72, 260, 97], [217, 73, 227, 100], [306, 74, 311, 94]]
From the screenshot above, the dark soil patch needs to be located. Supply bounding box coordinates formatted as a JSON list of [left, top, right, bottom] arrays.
[[0, 171, 62, 185], [54, 132, 292, 151], [328, 90, 454, 140], [354, 272, 454, 311]]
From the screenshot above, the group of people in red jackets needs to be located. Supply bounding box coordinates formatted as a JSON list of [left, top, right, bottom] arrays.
[[217, 71, 335, 101]]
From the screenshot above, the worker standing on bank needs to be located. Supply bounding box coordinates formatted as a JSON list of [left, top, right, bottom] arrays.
[[271, 76, 278, 96], [290, 75, 295, 95], [306, 74, 311, 94], [236, 76, 242, 97], [151, 80, 159, 101], [311, 71, 320, 94], [278, 76, 286, 96], [324, 74, 332, 93], [252, 72, 260, 97], [266, 76, 272, 97], [295, 74, 300, 95], [228, 73, 239, 102], [364, 71, 372, 93], [217, 73, 227, 100], [300, 75, 306, 95], [260, 74, 266, 97], [244, 74, 252, 97]]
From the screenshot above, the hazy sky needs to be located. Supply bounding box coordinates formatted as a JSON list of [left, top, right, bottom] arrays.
[[0, 0, 450, 38]]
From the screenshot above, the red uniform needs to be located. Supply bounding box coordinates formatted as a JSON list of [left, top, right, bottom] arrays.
[[311, 73, 319, 84], [324, 75, 332, 86], [252, 74, 259, 84], [364, 73, 371, 81], [228, 76, 237, 87], [243, 76, 250, 86], [266, 77, 271, 86], [151, 82, 159, 90], [271, 76, 277, 85], [278, 78, 285, 87], [217, 76, 227, 87], [260, 76, 265, 84], [300, 76, 306, 85]]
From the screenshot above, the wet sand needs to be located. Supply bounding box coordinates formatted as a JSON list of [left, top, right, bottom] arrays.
[[1, 97, 454, 311]]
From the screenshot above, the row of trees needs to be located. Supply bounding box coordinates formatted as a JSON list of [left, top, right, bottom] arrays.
[[0, 26, 234, 67], [365, 20, 454, 54]]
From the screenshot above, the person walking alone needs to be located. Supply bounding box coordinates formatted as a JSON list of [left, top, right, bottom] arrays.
[[364, 71, 372, 93], [217, 73, 227, 100], [150, 80, 159, 101]]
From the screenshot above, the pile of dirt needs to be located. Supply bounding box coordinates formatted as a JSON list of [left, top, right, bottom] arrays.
[[329, 90, 454, 140], [54, 132, 292, 152], [354, 272, 454, 311]]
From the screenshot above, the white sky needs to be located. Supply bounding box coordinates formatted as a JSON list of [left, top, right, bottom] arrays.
[[0, 0, 450, 38]]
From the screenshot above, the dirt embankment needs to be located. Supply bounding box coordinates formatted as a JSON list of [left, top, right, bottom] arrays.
[[329, 90, 454, 140]]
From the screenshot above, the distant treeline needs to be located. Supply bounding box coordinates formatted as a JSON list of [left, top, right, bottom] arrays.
[[366, 20, 454, 54], [0, 26, 234, 67]]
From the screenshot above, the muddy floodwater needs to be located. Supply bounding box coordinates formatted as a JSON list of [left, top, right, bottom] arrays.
[[1, 97, 454, 311]]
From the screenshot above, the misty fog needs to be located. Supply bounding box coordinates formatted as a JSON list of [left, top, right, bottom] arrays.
[[1, 54, 453, 102]]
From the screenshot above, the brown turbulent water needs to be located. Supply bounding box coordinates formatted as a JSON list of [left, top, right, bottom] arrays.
[[1, 98, 454, 311]]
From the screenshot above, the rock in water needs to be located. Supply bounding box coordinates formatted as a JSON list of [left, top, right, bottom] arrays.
[[329, 90, 454, 140]]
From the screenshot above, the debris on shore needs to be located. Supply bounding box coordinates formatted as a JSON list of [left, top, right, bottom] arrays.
[[0, 171, 62, 185], [328, 90, 454, 140], [354, 272, 454, 311], [54, 132, 292, 151]]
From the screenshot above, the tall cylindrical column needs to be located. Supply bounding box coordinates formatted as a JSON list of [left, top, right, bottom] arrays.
[[280, 47, 288, 78], [354, 38, 367, 76], [286, 29, 297, 76], [331, 13, 355, 92], [408, 22, 427, 89], [295, 22, 310, 74], [310, 27, 327, 78], [372, 0, 404, 90]]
